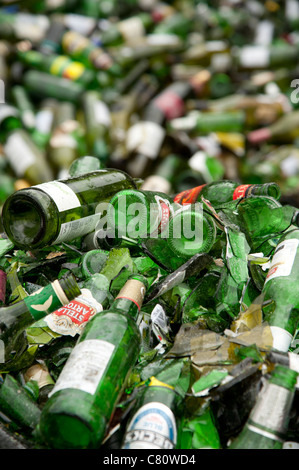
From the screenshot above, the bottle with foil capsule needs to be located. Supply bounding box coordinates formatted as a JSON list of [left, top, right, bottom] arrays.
[[0, 104, 54, 185], [122, 359, 189, 450], [22, 362, 55, 407], [0, 273, 81, 372], [173, 180, 281, 207], [260, 228, 299, 352], [1, 168, 139, 250], [39, 274, 148, 449], [229, 365, 298, 449]]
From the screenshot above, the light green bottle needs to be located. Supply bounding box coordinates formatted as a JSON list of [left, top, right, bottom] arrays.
[[143, 205, 217, 271], [122, 359, 190, 449], [261, 228, 299, 352], [48, 101, 87, 177], [107, 189, 179, 240], [2, 168, 139, 250], [236, 196, 299, 251], [229, 365, 298, 449], [82, 90, 111, 163], [0, 104, 54, 185], [24, 70, 85, 103], [39, 274, 148, 449]]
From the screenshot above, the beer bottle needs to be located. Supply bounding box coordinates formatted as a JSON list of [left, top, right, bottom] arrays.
[[24, 70, 85, 103], [122, 359, 190, 449], [39, 274, 148, 449], [2, 168, 139, 250], [229, 365, 298, 449], [0, 374, 41, 433], [0, 273, 81, 371], [173, 180, 281, 207], [261, 228, 299, 352], [107, 188, 179, 239]]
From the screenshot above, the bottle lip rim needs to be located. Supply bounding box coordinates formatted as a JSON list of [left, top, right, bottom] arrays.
[[2, 189, 58, 249]]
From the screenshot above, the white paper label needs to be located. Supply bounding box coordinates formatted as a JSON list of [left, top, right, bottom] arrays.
[[94, 100, 111, 127], [123, 402, 177, 449], [34, 181, 81, 212], [270, 326, 293, 352], [126, 121, 165, 159], [49, 339, 115, 396], [265, 239, 299, 284], [53, 213, 100, 244], [44, 288, 103, 337], [240, 46, 270, 68], [4, 132, 35, 176]]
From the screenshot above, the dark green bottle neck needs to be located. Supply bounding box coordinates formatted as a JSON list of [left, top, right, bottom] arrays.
[[110, 297, 140, 321]]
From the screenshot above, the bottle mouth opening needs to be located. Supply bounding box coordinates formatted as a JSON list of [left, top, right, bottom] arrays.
[[2, 194, 47, 249], [107, 190, 159, 238], [168, 209, 217, 257]]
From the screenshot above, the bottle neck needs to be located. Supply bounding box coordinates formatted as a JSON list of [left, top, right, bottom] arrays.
[[111, 277, 146, 321], [110, 297, 140, 321]]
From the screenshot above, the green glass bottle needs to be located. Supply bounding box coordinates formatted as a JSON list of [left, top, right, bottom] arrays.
[[141, 204, 217, 271], [38, 274, 148, 449], [23, 361, 55, 407], [16, 48, 97, 88], [24, 70, 85, 103], [11, 85, 36, 131], [168, 109, 257, 134], [236, 196, 299, 251], [100, 13, 154, 47], [2, 168, 139, 250], [30, 99, 57, 150], [0, 374, 41, 433], [261, 228, 299, 352], [0, 273, 80, 371], [68, 155, 103, 178], [229, 365, 298, 449], [122, 359, 190, 449], [61, 30, 121, 76], [234, 43, 299, 70], [0, 104, 54, 185], [173, 180, 281, 207], [48, 101, 87, 177], [82, 90, 111, 163], [107, 188, 179, 240]]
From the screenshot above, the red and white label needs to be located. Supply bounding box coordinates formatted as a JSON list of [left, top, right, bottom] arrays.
[[232, 184, 252, 200], [45, 288, 103, 336], [173, 184, 206, 205]]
